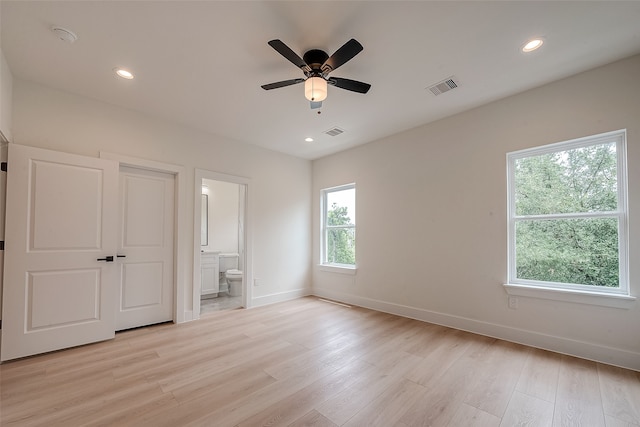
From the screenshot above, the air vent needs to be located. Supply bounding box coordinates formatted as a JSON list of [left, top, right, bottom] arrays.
[[427, 77, 459, 96], [324, 127, 345, 137]]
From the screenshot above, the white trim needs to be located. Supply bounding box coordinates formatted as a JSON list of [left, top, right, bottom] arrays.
[[508, 129, 627, 158], [251, 288, 311, 308], [193, 169, 252, 319], [99, 151, 188, 324], [514, 211, 619, 221], [616, 131, 630, 295], [312, 287, 640, 372], [503, 283, 635, 309], [0, 142, 5, 326], [317, 264, 357, 275]]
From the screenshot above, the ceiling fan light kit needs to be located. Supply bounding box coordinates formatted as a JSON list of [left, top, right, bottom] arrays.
[[262, 38, 371, 109], [305, 77, 327, 102]]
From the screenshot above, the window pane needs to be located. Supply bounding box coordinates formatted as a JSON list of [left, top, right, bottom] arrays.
[[515, 218, 619, 287], [514, 142, 617, 215], [326, 188, 355, 226], [327, 227, 355, 265]]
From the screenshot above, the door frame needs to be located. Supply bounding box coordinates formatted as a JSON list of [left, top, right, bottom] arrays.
[[0, 141, 7, 326], [100, 152, 187, 323], [194, 169, 252, 317]]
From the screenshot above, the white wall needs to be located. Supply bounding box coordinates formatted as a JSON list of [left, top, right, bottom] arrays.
[[11, 79, 312, 315], [202, 178, 239, 254], [312, 55, 640, 371]]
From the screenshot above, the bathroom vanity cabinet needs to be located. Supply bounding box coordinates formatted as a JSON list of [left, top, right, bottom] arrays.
[[201, 252, 219, 297]]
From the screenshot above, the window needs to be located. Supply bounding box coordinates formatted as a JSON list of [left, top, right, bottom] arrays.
[[507, 130, 629, 297], [321, 184, 356, 268]]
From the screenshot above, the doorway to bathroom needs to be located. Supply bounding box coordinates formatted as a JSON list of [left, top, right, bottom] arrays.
[[193, 169, 251, 318]]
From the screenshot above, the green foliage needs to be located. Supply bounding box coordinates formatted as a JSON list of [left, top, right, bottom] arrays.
[[514, 142, 619, 287], [326, 203, 355, 265], [516, 218, 619, 286]]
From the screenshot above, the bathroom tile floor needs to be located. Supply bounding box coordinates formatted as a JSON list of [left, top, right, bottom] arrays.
[[200, 292, 243, 315]]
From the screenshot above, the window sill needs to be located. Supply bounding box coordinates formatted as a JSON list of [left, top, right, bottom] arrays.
[[503, 283, 636, 309], [318, 264, 357, 275]]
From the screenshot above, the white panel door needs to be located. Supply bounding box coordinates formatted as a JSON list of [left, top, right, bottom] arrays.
[[1, 144, 119, 361], [116, 166, 174, 331]]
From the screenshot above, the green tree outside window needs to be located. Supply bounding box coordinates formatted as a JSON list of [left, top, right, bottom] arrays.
[[326, 203, 355, 265], [512, 141, 621, 288]]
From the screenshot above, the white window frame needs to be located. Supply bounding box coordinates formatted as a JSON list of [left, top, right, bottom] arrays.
[[320, 183, 356, 274], [505, 130, 635, 308]]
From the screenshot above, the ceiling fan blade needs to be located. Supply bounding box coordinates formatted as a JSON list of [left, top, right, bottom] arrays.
[[328, 77, 371, 94], [268, 40, 311, 73], [261, 78, 305, 90], [310, 101, 322, 109], [321, 39, 363, 74]]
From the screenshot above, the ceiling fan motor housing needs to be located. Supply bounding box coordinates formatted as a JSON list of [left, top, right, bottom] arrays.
[[303, 49, 330, 74]]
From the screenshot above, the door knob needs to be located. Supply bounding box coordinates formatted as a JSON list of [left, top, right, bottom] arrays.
[[97, 256, 114, 262]]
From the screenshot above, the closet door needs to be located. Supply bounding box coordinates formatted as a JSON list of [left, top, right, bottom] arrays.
[[1, 144, 119, 361]]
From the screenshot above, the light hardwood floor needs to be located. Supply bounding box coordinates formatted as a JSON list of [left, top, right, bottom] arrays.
[[1, 297, 639, 426]]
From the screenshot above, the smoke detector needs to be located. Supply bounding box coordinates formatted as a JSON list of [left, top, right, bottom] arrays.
[[51, 26, 78, 43]]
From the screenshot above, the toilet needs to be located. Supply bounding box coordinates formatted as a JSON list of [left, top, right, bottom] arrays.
[[219, 253, 242, 297], [225, 269, 243, 297]]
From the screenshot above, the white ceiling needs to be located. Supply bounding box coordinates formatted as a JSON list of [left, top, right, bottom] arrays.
[[2, 1, 640, 160]]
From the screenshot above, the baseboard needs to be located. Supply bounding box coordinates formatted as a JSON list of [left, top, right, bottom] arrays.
[[182, 310, 194, 322], [251, 288, 312, 308], [312, 288, 640, 372]]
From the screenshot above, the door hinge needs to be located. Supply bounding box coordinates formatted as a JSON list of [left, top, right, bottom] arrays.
[[0, 241, 4, 250], [1, 162, 6, 172]]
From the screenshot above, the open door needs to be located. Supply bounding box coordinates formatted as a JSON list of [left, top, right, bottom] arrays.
[[1, 144, 119, 361]]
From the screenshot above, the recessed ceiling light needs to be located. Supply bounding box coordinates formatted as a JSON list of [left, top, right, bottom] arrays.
[[522, 38, 544, 53], [304, 137, 314, 142], [114, 68, 134, 79]]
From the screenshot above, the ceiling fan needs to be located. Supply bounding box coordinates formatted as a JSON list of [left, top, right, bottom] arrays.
[[261, 39, 371, 109]]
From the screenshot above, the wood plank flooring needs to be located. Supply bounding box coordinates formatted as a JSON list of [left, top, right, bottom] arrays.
[[1, 296, 639, 426]]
